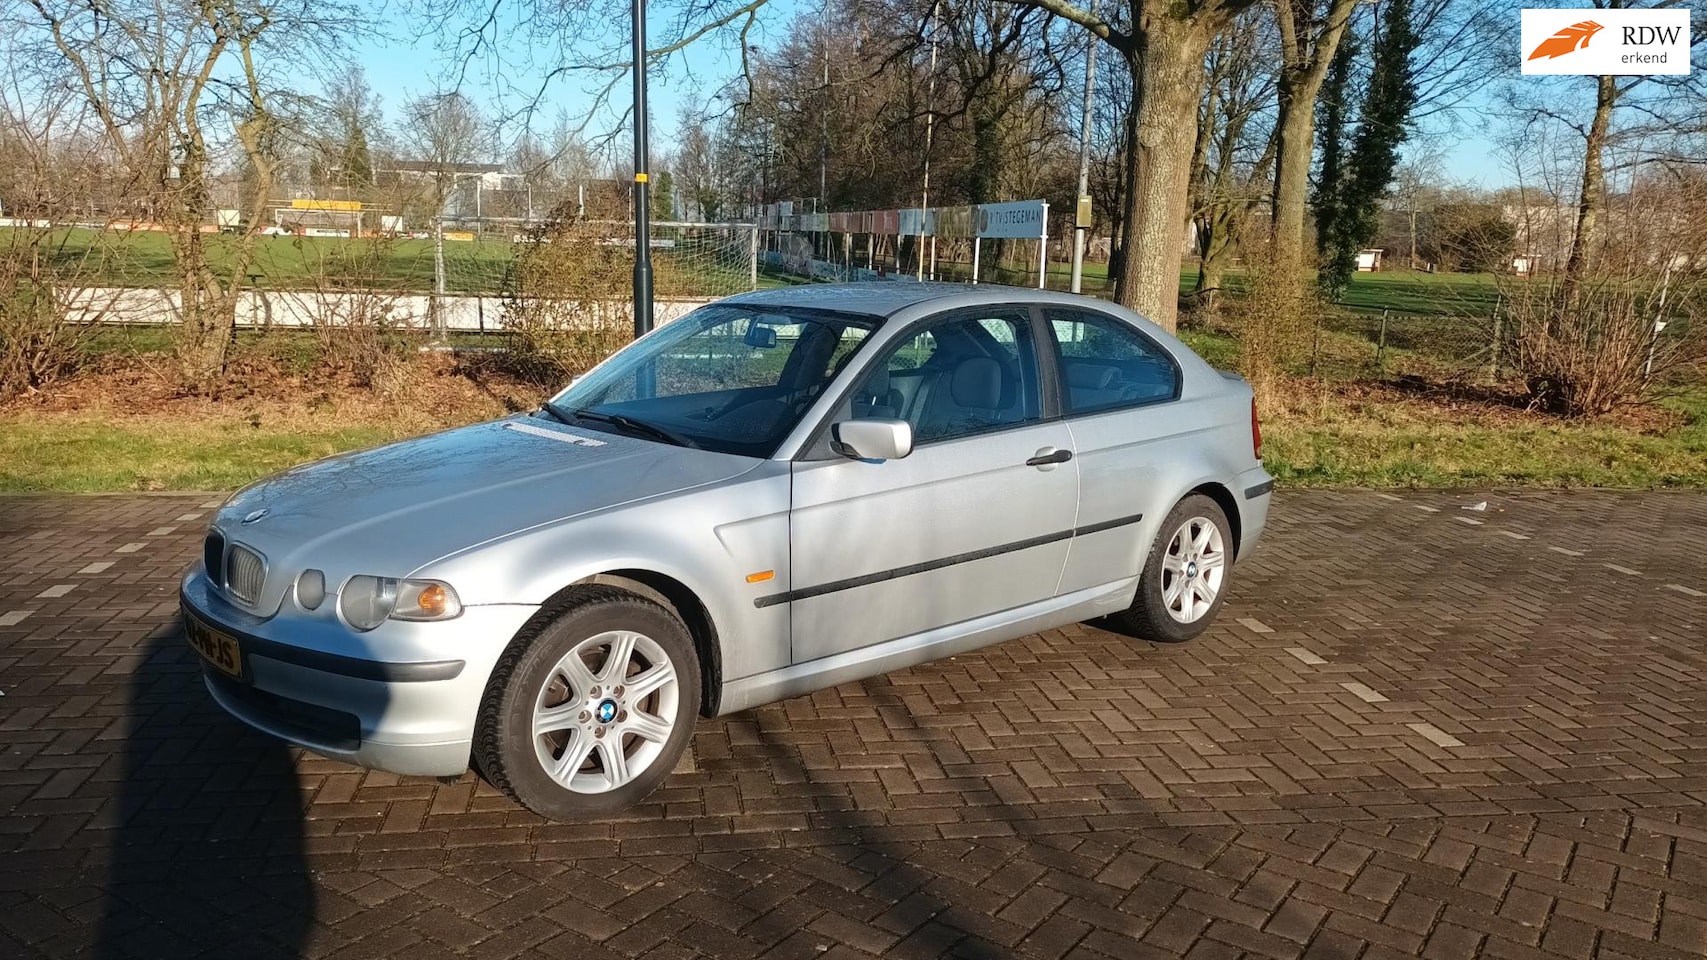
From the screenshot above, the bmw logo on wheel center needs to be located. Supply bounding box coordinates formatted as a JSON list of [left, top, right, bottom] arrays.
[[595, 699, 619, 724]]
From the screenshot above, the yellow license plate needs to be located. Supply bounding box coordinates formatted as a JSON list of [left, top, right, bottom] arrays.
[[186, 613, 243, 679]]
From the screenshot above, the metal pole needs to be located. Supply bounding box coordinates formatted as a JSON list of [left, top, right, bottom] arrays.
[[1070, 0, 1098, 294], [1647, 256, 1674, 379], [632, 0, 655, 337], [820, 16, 829, 232], [1037, 201, 1049, 289], [917, 1, 940, 282], [1488, 296, 1502, 381], [972, 236, 981, 284], [433, 216, 446, 335], [749, 225, 760, 290]]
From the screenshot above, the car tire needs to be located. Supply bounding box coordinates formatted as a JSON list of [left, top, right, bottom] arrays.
[[1108, 493, 1234, 644], [474, 587, 701, 819]]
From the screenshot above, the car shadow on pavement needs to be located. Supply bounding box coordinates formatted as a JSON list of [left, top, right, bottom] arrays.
[[95, 621, 314, 960]]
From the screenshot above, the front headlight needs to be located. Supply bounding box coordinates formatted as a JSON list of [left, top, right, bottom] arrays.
[[339, 576, 461, 630]]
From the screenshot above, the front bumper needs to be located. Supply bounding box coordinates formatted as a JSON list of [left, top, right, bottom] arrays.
[[181, 567, 538, 776]]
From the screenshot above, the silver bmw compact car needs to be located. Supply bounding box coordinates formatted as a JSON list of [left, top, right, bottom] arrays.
[[181, 283, 1272, 818]]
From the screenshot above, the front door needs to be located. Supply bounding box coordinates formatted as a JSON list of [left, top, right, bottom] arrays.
[[786, 307, 1079, 664]]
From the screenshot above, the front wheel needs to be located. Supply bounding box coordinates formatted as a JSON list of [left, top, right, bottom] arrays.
[[1107, 494, 1234, 643], [475, 588, 701, 819]]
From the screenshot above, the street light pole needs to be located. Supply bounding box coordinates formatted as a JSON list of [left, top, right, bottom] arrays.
[[917, 0, 940, 282], [1069, 0, 1098, 294], [632, 0, 655, 337]]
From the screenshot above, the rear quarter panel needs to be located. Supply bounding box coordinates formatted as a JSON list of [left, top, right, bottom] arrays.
[[1055, 306, 1262, 597]]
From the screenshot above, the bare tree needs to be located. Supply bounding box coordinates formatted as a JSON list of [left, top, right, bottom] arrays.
[[1189, 7, 1278, 310], [18, 0, 359, 389], [397, 91, 494, 220], [1504, 0, 1705, 302]]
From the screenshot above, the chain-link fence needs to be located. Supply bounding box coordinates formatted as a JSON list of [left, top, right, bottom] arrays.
[[1313, 306, 1512, 381]]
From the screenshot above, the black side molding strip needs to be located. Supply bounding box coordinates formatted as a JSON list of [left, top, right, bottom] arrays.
[[755, 512, 1143, 609], [1245, 479, 1275, 499]]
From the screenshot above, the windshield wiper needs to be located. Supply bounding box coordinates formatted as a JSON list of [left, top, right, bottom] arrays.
[[538, 400, 576, 424], [569, 409, 699, 449]]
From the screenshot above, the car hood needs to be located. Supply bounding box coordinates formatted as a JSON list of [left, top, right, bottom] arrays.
[[211, 415, 761, 613]]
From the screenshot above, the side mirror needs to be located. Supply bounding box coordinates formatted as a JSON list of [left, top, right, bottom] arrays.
[[743, 324, 777, 349], [831, 418, 914, 462]]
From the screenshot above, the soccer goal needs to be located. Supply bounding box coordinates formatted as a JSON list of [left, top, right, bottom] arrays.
[[638, 221, 762, 300], [269, 200, 367, 238]]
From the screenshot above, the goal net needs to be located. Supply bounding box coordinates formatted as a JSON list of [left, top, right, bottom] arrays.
[[501, 220, 760, 337]]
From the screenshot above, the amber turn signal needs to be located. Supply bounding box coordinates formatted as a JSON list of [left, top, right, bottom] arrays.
[[416, 583, 450, 616]]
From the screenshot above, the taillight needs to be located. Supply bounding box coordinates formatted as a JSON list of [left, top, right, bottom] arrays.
[[1251, 398, 1263, 459]]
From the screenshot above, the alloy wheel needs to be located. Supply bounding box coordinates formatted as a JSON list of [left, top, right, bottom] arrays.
[[1160, 517, 1227, 624], [531, 630, 679, 793]]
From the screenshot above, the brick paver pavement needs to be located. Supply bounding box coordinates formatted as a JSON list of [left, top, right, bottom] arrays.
[[2, 490, 1705, 960]]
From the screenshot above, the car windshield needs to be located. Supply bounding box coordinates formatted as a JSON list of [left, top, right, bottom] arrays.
[[545, 303, 881, 458]]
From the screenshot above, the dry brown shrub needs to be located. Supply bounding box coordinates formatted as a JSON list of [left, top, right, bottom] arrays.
[[1501, 172, 1706, 417], [0, 228, 107, 399], [1230, 258, 1319, 409], [500, 217, 664, 386], [1504, 271, 1703, 416], [288, 237, 423, 391]]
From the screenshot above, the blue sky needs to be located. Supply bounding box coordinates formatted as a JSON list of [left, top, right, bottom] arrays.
[[346, 1, 1512, 187], [347, 1, 772, 155]]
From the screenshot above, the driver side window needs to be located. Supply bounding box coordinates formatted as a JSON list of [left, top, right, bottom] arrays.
[[846, 310, 1041, 445]]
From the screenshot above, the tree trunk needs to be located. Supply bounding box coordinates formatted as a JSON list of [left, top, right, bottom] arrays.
[[1269, 0, 1358, 274], [1563, 74, 1615, 295], [1114, 21, 1210, 332], [1197, 207, 1240, 299], [1107, 90, 1140, 293], [171, 136, 238, 391], [173, 229, 236, 389], [1269, 76, 1321, 276]]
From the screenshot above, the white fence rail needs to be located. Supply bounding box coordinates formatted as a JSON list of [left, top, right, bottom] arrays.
[[58, 288, 714, 331]]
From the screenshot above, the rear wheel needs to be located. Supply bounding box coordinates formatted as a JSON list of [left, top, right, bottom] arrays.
[[1107, 493, 1234, 643], [475, 589, 700, 819]]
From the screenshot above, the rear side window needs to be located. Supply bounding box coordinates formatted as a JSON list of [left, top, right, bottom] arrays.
[[1045, 309, 1180, 414]]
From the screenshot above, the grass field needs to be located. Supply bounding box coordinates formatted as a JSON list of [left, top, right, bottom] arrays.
[[18, 226, 1507, 320], [22, 228, 511, 292], [16, 226, 775, 296]]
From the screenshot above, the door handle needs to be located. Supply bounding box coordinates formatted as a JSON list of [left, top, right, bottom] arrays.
[[1026, 448, 1074, 466]]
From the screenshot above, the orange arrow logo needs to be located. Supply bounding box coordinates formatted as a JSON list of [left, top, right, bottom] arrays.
[[1528, 19, 1604, 60]]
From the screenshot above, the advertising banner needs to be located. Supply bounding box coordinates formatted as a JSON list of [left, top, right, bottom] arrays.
[[976, 200, 1048, 239], [899, 208, 937, 237], [936, 206, 975, 238]]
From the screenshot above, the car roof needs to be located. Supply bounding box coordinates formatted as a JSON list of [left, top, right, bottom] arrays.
[[724, 281, 1124, 320]]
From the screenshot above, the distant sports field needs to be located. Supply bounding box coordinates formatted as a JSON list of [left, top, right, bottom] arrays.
[[10, 225, 1506, 319]]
